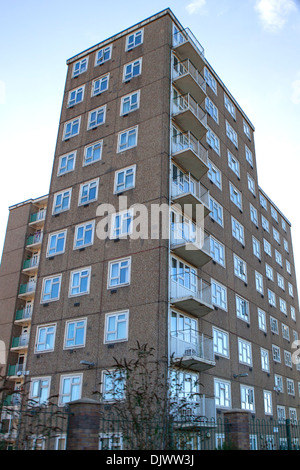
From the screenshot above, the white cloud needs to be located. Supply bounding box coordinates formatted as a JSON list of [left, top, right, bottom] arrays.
[[292, 72, 300, 104], [255, 0, 296, 31], [186, 0, 206, 15]]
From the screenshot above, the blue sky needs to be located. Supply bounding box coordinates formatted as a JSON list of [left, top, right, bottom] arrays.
[[0, 0, 300, 285]]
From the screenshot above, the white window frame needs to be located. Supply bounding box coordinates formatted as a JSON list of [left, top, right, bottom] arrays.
[[35, 324, 56, 353], [258, 308, 267, 333], [209, 196, 223, 226], [63, 117, 81, 140], [250, 204, 258, 226], [30, 377, 51, 406], [252, 236, 261, 259], [204, 67, 217, 94], [238, 338, 252, 366], [57, 151, 76, 176], [59, 373, 83, 406], [265, 263, 274, 281], [214, 378, 231, 409], [92, 74, 109, 97], [263, 390, 273, 415], [78, 178, 99, 206], [261, 348, 270, 372], [213, 327, 229, 358], [205, 97, 219, 123], [52, 189, 72, 215], [83, 140, 103, 166], [111, 209, 134, 239], [236, 295, 250, 323], [87, 105, 106, 130], [208, 160, 222, 188], [41, 275, 62, 303], [233, 254, 247, 282], [255, 271, 264, 295], [247, 174, 256, 196], [72, 58, 88, 77], [101, 369, 126, 402], [211, 279, 227, 311], [229, 182, 242, 210], [268, 289, 276, 307], [74, 220, 95, 250], [120, 90, 140, 116], [227, 150, 240, 177], [104, 310, 129, 344], [64, 318, 87, 350], [224, 94, 236, 119], [240, 385, 255, 412], [46, 230, 67, 257], [123, 58, 142, 82], [126, 29, 144, 51], [108, 257, 131, 289], [210, 236, 225, 267], [243, 120, 251, 140], [95, 45, 112, 66], [69, 267, 91, 297], [117, 126, 138, 152], [114, 165, 136, 194], [226, 120, 238, 148], [206, 126, 220, 154], [245, 145, 253, 166], [68, 86, 85, 107], [232, 217, 244, 245], [263, 239, 272, 257]]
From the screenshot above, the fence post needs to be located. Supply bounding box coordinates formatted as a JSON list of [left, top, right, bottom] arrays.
[[66, 398, 101, 450], [286, 419, 292, 450], [224, 409, 250, 450]]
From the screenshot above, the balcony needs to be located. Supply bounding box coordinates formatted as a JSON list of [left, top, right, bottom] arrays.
[[171, 224, 212, 268], [172, 396, 216, 427], [29, 209, 46, 228], [170, 330, 215, 372], [172, 27, 205, 73], [7, 364, 27, 379], [18, 281, 36, 299], [172, 93, 207, 141], [171, 174, 210, 219], [11, 334, 29, 351], [15, 305, 32, 324], [172, 57, 206, 104], [25, 232, 43, 250], [170, 274, 213, 318], [22, 255, 40, 274], [171, 130, 208, 180]]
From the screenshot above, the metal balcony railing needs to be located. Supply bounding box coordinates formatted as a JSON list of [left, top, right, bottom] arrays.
[[26, 232, 43, 247], [171, 223, 211, 254], [171, 395, 216, 424], [19, 281, 36, 296], [7, 364, 26, 377], [11, 334, 29, 349], [171, 130, 208, 166], [15, 304, 33, 322], [172, 58, 206, 94], [172, 93, 207, 128], [170, 273, 212, 306], [29, 209, 46, 224], [172, 27, 205, 59], [170, 329, 214, 364], [23, 255, 40, 270], [171, 174, 209, 208]]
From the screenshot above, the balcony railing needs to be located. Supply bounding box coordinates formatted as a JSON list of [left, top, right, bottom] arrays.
[[26, 232, 43, 247], [19, 281, 36, 297], [171, 396, 216, 425], [171, 174, 209, 216], [172, 58, 206, 103], [171, 224, 211, 268], [11, 334, 29, 350], [170, 330, 215, 371], [22, 255, 40, 271], [172, 27, 205, 65], [29, 209, 46, 224], [170, 273, 213, 317], [7, 364, 26, 377], [172, 93, 207, 140], [171, 130, 208, 179], [15, 304, 33, 322]]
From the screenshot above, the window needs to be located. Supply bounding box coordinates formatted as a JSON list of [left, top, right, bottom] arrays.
[[68, 86, 84, 107], [273, 227, 280, 244], [99, 433, 123, 450], [204, 67, 217, 94], [245, 145, 253, 166], [268, 289, 276, 307], [272, 345, 281, 362], [114, 165, 136, 193], [261, 348, 270, 372], [69, 267, 91, 297], [250, 204, 258, 226], [263, 239, 272, 257], [123, 58, 142, 82], [30, 377, 51, 405], [270, 316, 279, 335], [111, 210, 133, 239], [35, 324, 56, 353], [234, 255, 247, 282], [291, 306, 296, 321], [243, 121, 251, 140], [288, 282, 294, 297], [210, 236, 225, 267], [284, 350, 292, 368], [238, 338, 252, 366], [259, 193, 267, 210], [236, 295, 249, 322], [240, 385, 255, 412], [271, 206, 278, 222], [74, 220, 95, 249], [95, 45, 112, 66], [282, 218, 287, 232], [58, 151, 76, 175], [72, 58, 88, 77], [247, 174, 256, 196], [287, 379, 295, 396], [126, 29, 143, 51], [83, 140, 103, 166], [286, 260, 291, 274], [258, 308, 267, 332], [78, 179, 99, 205], [275, 375, 283, 393], [283, 239, 289, 253], [64, 318, 86, 349], [87, 105, 106, 129], [214, 378, 231, 409], [53, 189, 72, 215], [209, 196, 223, 226], [213, 327, 229, 358], [63, 117, 80, 140], [47, 230, 67, 257], [205, 97, 218, 123], [117, 126, 138, 152], [229, 182, 242, 210], [108, 257, 131, 288], [228, 150, 240, 177], [211, 279, 227, 310], [206, 127, 220, 154], [226, 121, 238, 148], [252, 237, 261, 259], [102, 370, 125, 401], [277, 273, 285, 291], [282, 324, 290, 341], [275, 249, 282, 266], [121, 91, 140, 115], [261, 215, 269, 232], [59, 374, 82, 405], [224, 94, 236, 119], [105, 311, 129, 343], [41, 275, 61, 303], [264, 391, 272, 415], [265, 263, 273, 281], [232, 217, 244, 244], [207, 160, 222, 188], [255, 271, 264, 294], [92, 74, 109, 96]]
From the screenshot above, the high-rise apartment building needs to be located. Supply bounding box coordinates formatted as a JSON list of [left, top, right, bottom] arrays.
[[1, 8, 299, 434]]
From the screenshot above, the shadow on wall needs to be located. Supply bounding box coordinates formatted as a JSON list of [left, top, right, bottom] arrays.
[[0, 340, 6, 367]]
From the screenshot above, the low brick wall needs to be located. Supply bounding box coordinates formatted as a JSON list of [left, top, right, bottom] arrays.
[[66, 398, 101, 450], [224, 409, 250, 450]]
